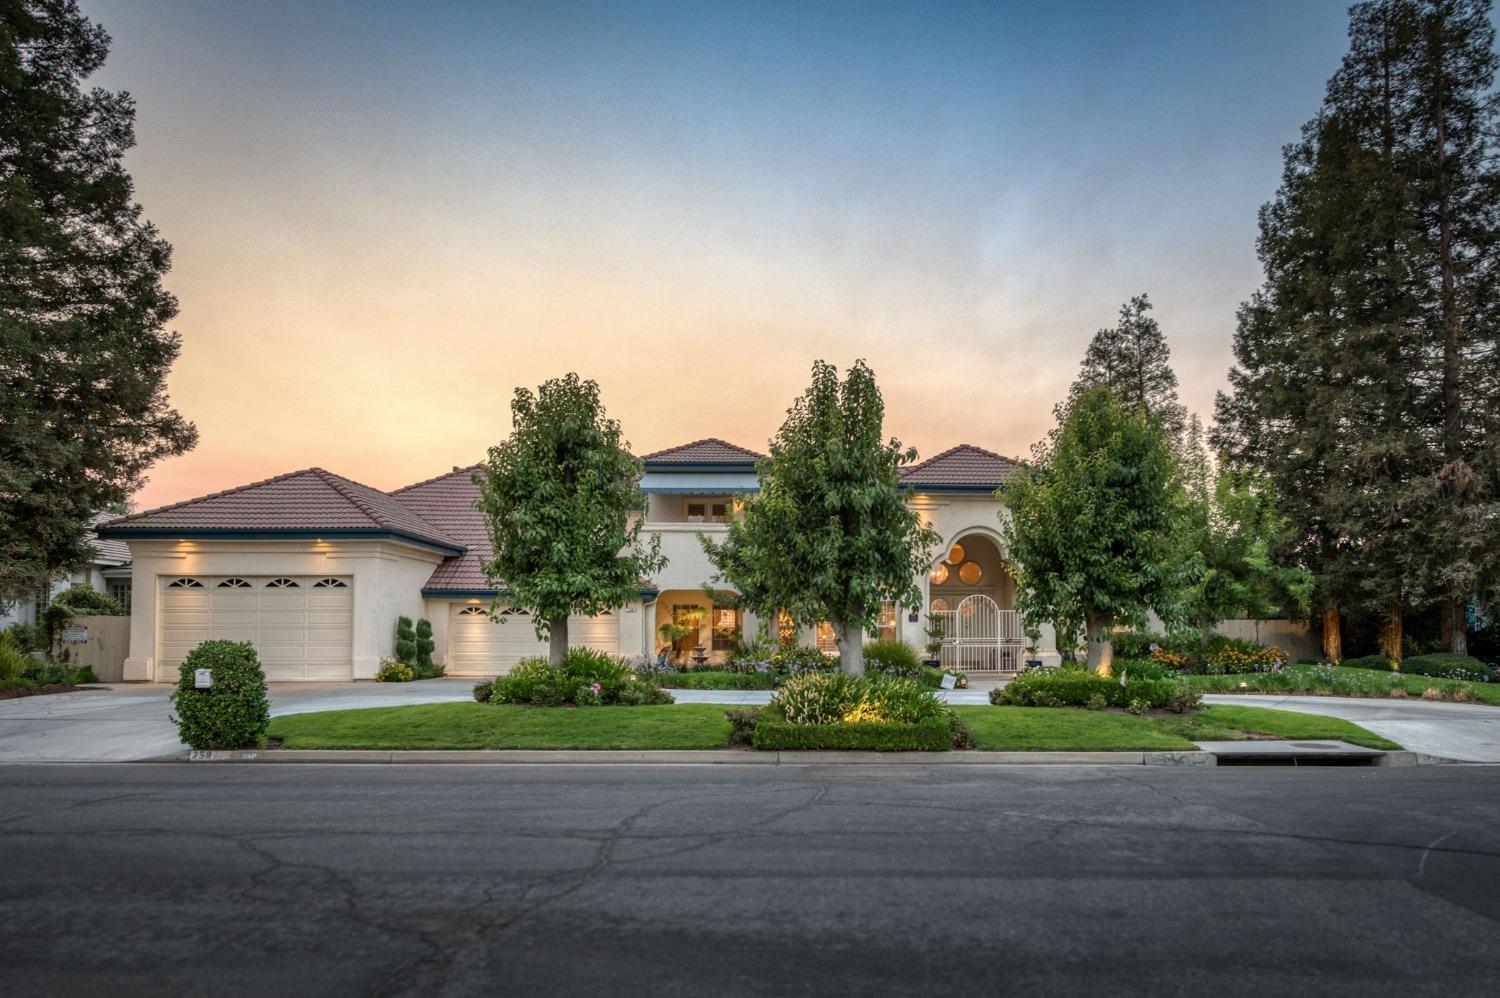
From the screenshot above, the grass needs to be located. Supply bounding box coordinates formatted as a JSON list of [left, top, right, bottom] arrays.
[[1186, 663, 1500, 706], [951, 706, 1196, 751], [657, 670, 778, 690], [1150, 704, 1401, 750], [268, 702, 732, 750]]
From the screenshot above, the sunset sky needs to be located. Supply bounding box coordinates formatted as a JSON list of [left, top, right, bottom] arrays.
[[84, 0, 1363, 510]]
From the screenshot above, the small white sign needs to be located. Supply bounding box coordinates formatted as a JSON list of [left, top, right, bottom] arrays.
[[193, 668, 213, 689], [62, 626, 88, 644], [940, 672, 958, 690]]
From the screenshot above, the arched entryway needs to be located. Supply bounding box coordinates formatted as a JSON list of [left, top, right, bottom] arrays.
[[926, 532, 1024, 672]]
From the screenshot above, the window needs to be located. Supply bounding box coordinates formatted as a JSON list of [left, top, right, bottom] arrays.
[[712, 607, 739, 652], [108, 582, 132, 614], [312, 578, 347, 588], [877, 601, 897, 642], [930, 597, 950, 613], [686, 502, 706, 522], [167, 578, 204, 589], [815, 622, 838, 655], [265, 578, 300, 588], [711, 502, 729, 523], [217, 578, 252, 588], [777, 609, 797, 647], [458, 606, 486, 616]]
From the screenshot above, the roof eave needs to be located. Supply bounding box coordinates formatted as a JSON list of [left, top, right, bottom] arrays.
[[640, 461, 759, 474], [95, 526, 467, 557]]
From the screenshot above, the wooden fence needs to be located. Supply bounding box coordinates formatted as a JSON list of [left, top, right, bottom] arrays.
[[58, 614, 131, 682], [1213, 619, 1320, 663]]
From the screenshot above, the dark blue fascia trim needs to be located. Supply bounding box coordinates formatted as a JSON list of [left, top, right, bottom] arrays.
[[94, 527, 466, 557], [641, 462, 758, 474], [423, 587, 661, 601]]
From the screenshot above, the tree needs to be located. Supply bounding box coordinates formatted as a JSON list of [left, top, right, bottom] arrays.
[[0, 0, 197, 606], [702, 360, 938, 676], [1214, 0, 1500, 659], [475, 373, 663, 666], [1002, 388, 1196, 676], [1066, 294, 1189, 446]]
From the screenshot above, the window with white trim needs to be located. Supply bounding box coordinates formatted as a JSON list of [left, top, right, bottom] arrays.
[[458, 606, 486, 616], [167, 578, 204, 589], [312, 578, 347, 588], [265, 578, 300, 588], [217, 578, 252, 588], [108, 581, 132, 614]]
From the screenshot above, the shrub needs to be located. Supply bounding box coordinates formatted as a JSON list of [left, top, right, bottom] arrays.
[[949, 715, 975, 749], [3, 622, 43, 653], [992, 668, 1187, 710], [0, 632, 28, 682], [864, 640, 922, 678], [774, 671, 858, 724], [659, 670, 777, 690], [1396, 653, 1493, 683], [725, 707, 761, 746], [1201, 637, 1287, 675], [1085, 692, 1106, 711], [752, 711, 954, 751], [770, 645, 837, 676], [414, 618, 436, 675], [472, 680, 495, 702], [63, 665, 98, 684], [170, 640, 270, 750], [1111, 630, 1170, 659], [627, 652, 679, 675], [489, 649, 673, 706], [376, 659, 415, 682], [394, 616, 417, 664], [1341, 654, 1395, 671]]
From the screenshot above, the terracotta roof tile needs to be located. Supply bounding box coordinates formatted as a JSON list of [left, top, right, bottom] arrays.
[[390, 466, 491, 591], [899, 444, 1021, 490], [640, 438, 764, 464], [99, 468, 462, 551]]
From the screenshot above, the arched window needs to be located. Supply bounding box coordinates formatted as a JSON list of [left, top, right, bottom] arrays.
[[929, 597, 950, 613], [167, 578, 204, 589], [498, 607, 529, 617], [265, 578, 300, 588], [217, 578, 252, 588], [312, 578, 347, 588], [457, 606, 486, 616]]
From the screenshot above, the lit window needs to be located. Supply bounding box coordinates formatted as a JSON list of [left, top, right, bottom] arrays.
[[929, 564, 949, 585], [930, 598, 950, 613], [815, 622, 838, 654], [959, 562, 983, 585], [947, 542, 965, 565], [878, 601, 897, 642], [712, 607, 739, 652], [777, 609, 797, 647]]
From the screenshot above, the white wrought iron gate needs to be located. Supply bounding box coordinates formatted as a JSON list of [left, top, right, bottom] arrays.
[[934, 595, 1024, 672]]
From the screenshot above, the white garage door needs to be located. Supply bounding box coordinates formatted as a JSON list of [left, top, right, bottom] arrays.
[[157, 576, 354, 683], [447, 604, 619, 675]]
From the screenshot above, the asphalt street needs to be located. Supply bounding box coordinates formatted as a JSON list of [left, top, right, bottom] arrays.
[[3, 763, 1498, 997]]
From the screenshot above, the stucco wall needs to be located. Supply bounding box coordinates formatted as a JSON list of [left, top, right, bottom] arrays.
[[121, 538, 444, 681]]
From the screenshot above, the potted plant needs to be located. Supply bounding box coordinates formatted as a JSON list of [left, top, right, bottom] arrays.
[[1023, 621, 1043, 670]]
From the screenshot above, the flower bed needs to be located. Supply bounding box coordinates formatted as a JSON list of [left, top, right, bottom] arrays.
[[483, 649, 673, 706], [746, 671, 964, 751]]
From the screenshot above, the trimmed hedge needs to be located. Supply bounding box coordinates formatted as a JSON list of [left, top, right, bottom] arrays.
[[659, 670, 778, 690], [1394, 653, 1493, 683], [170, 640, 270, 750], [992, 667, 1199, 712], [752, 712, 954, 751], [1341, 654, 1394, 671]]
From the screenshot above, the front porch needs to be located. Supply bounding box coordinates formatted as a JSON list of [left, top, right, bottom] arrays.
[[926, 531, 1026, 674]]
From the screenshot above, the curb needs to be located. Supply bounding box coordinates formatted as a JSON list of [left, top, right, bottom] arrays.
[[170, 748, 1222, 765]]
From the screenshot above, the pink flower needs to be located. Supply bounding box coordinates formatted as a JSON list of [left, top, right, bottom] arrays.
[[591, 683, 601, 694]]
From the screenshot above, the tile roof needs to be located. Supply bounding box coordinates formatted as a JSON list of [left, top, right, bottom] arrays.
[[639, 438, 764, 465], [99, 468, 463, 552], [389, 466, 491, 591], [899, 444, 1022, 490], [88, 514, 132, 565]]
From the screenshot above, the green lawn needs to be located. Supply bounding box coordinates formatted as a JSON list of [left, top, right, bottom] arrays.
[[1186, 664, 1500, 706], [951, 706, 1196, 751], [1150, 704, 1401, 750], [268, 703, 732, 750]]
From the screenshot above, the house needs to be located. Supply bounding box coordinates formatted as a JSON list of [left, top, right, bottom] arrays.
[[96, 438, 1059, 682], [1, 515, 135, 629]]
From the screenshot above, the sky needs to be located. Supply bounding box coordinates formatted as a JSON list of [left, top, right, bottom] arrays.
[[81, 0, 1362, 509]]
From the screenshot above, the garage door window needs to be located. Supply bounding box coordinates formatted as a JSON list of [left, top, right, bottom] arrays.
[[167, 578, 203, 588], [218, 578, 252, 588], [458, 606, 486, 616], [312, 578, 347, 588], [266, 578, 300, 588]]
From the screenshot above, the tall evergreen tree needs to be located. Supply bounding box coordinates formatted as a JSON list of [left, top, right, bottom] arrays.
[[1215, 0, 1500, 658], [1, 0, 196, 604], [1067, 294, 1189, 445]]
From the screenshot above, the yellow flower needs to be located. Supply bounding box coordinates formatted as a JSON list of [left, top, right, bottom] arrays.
[[842, 701, 886, 724]]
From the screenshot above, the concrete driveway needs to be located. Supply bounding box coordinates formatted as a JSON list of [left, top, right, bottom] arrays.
[[3, 680, 1499, 762], [0, 679, 481, 762]]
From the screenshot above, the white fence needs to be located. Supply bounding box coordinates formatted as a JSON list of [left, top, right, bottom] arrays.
[[932, 595, 1026, 672]]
